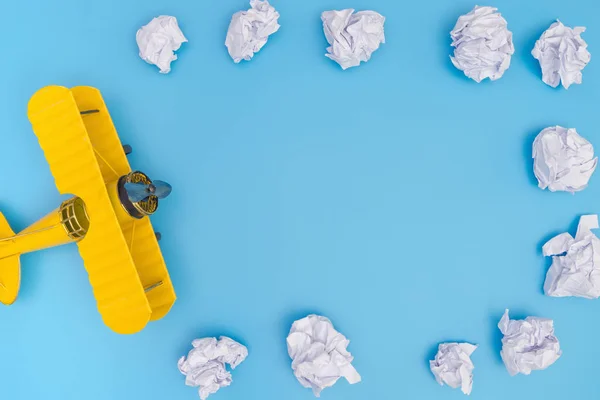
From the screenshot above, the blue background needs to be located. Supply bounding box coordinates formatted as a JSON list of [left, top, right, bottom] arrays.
[[1, 0, 599, 398]]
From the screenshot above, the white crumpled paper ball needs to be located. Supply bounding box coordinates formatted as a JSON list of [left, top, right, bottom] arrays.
[[178, 337, 248, 400], [430, 342, 477, 395], [532, 126, 598, 193], [498, 310, 561, 376], [225, 0, 280, 63], [136, 15, 187, 74], [322, 9, 385, 70], [532, 20, 591, 89], [287, 315, 361, 397], [450, 6, 514, 82], [543, 215, 600, 299]]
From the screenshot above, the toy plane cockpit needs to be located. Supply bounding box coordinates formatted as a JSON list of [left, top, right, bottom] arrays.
[[0, 86, 176, 334]]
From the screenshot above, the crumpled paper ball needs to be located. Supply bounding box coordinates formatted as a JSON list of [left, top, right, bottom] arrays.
[[532, 126, 598, 193], [543, 215, 600, 299], [498, 310, 561, 376], [287, 314, 361, 397], [225, 0, 280, 63], [136, 15, 187, 74], [321, 9, 385, 70], [178, 336, 248, 400], [430, 342, 477, 395], [532, 20, 591, 89], [450, 6, 514, 82]]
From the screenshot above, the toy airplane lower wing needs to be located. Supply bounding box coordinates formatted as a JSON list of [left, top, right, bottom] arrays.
[[0, 85, 176, 333]]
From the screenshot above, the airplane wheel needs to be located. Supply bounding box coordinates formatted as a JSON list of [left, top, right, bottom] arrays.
[[123, 145, 132, 155], [155, 232, 162, 241]]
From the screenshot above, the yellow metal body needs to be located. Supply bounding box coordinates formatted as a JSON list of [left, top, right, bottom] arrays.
[[2, 207, 75, 256], [0, 85, 177, 333], [0, 199, 84, 303]]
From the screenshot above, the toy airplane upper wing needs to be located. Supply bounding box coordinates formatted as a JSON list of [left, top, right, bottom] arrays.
[[27, 86, 176, 333], [70, 86, 175, 321], [70, 86, 132, 183]]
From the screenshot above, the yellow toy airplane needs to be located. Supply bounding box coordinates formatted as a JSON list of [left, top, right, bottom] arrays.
[[0, 85, 176, 334]]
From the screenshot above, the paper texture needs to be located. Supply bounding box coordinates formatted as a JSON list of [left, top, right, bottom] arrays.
[[178, 337, 248, 400], [287, 315, 361, 397], [543, 215, 600, 299], [430, 343, 477, 395], [532, 20, 591, 89], [498, 310, 561, 376], [532, 126, 597, 193], [450, 6, 514, 82], [225, 0, 280, 63], [321, 9, 385, 70], [136, 16, 187, 74]]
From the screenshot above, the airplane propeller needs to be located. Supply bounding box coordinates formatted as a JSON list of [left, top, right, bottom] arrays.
[[125, 180, 172, 203]]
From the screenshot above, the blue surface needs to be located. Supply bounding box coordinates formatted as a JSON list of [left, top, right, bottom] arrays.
[[1, 0, 600, 399]]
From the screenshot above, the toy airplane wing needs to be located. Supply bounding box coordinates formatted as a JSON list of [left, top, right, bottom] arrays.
[[70, 86, 132, 183], [27, 86, 175, 333], [119, 216, 176, 321], [70, 86, 176, 321]]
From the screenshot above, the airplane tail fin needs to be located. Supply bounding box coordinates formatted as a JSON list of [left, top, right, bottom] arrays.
[[0, 212, 20, 305]]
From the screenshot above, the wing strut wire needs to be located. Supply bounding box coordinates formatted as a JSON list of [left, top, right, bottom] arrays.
[[92, 147, 121, 180], [129, 219, 136, 250]]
